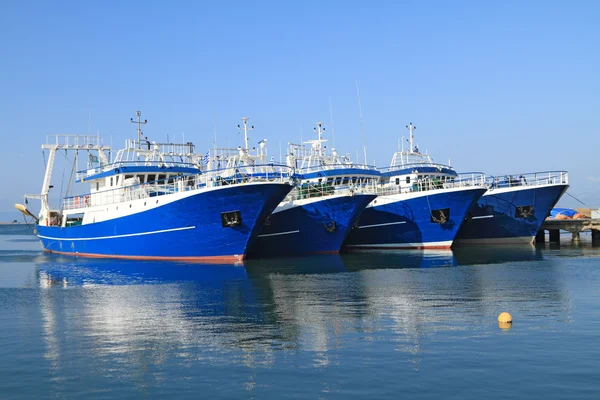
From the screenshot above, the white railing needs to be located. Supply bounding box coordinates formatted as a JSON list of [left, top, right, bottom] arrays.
[[457, 171, 569, 189], [287, 182, 337, 201], [124, 139, 196, 155], [378, 162, 454, 174], [45, 134, 108, 149], [376, 173, 487, 196], [63, 164, 294, 211], [283, 181, 378, 203], [75, 160, 201, 181], [296, 163, 380, 175]]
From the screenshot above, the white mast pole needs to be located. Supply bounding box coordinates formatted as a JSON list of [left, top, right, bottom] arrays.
[[356, 81, 367, 165], [239, 117, 254, 151], [213, 117, 217, 156], [406, 122, 416, 153], [130, 111, 147, 149], [329, 97, 336, 149], [316, 122, 323, 148]]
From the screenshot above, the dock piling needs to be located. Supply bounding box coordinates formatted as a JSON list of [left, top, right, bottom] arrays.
[[535, 230, 546, 244], [549, 229, 561, 243], [592, 229, 600, 246]]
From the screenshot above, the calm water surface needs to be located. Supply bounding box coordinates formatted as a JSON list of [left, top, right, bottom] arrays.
[[1, 225, 599, 399]]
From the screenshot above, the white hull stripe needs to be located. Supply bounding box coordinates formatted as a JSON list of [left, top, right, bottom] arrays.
[[358, 221, 407, 229], [346, 240, 453, 249], [38, 226, 195, 241], [471, 215, 494, 220], [454, 236, 534, 245], [257, 230, 300, 238]]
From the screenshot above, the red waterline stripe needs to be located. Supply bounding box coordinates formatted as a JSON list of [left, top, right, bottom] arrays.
[[43, 249, 245, 263]]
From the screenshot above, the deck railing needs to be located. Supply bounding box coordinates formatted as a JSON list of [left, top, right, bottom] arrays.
[[378, 162, 454, 174], [75, 160, 201, 181], [282, 181, 378, 203], [63, 164, 294, 211], [45, 134, 108, 148], [457, 171, 569, 189], [376, 173, 487, 196], [295, 163, 380, 175]]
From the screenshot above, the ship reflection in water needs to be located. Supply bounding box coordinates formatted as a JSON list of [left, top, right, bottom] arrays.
[[35, 246, 571, 380]]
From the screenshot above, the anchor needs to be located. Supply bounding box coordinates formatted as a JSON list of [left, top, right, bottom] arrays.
[[431, 209, 448, 225], [515, 205, 534, 219], [324, 220, 337, 233]]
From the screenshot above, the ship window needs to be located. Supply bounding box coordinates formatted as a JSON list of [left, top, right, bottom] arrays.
[[110, 177, 113, 187], [318, 178, 322, 184], [125, 175, 133, 180], [137, 175, 145, 183], [335, 177, 342, 185], [158, 174, 166, 182], [116, 176, 119, 185], [342, 178, 349, 185], [395, 178, 400, 185], [96, 182, 99, 191], [147, 174, 156, 183], [406, 176, 410, 184], [326, 178, 334, 185]]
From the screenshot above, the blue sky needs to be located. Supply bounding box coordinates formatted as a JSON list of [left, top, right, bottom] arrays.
[[1, 0, 598, 220]]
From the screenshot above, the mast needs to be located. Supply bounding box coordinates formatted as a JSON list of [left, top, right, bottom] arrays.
[[406, 122, 416, 153], [356, 81, 367, 165], [329, 97, 336, 149], [130, 110, 147, 149], [315, 122, 324, 150], [238, 117, 254, 151]]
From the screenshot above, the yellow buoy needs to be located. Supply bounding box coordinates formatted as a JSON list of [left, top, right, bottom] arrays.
[[498, 312, 512, 323], [498, 312, 512, 324], [498, 312, 512, 330], [498, 321, 512, 330]]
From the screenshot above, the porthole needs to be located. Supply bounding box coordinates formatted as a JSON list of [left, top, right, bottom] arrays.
[[156, 200, 159, 204], [144, 202, 146, 206], [129, 204, 132, 208]]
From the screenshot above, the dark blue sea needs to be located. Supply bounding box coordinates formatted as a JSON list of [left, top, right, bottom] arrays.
[[1, 224, 599, 399]]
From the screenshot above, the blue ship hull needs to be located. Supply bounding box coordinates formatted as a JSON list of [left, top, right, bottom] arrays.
[[454, 184, 568, 245], [246, 193, 377, 258], [344, 187, 486, 249], [36, 183, 292, 261]]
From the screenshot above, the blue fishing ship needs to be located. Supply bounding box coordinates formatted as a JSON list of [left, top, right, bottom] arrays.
[[344, 123, 487, 249], [454, 171, 569, 245], [16, 112, 294, 261], [246, 122, 379, 257]]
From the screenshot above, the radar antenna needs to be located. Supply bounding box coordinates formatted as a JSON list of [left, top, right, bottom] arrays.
[[130, 111, 148, 149], [238, 117, 254, 150]]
